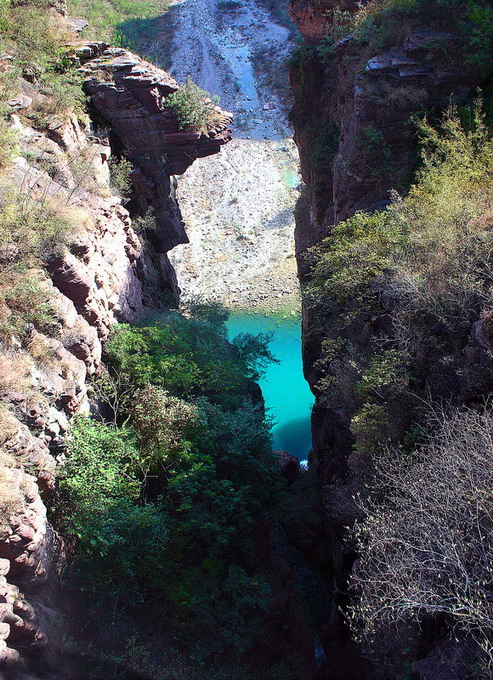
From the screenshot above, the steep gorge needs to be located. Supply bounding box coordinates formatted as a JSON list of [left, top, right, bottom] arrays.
[[0, 35, 236, 675], [0, 5, 323, 675], [3, 0, 493, 678]]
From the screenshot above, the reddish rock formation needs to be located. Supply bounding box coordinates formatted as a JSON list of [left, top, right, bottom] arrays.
[[81, 45, 232, 254], [0, 46, 232, 676], [0, 456, 65, 672], [291, 31, 483, 260], [289, 3, 493, 677], [289, 0, 365, 42], [81, 46, 232, 175]]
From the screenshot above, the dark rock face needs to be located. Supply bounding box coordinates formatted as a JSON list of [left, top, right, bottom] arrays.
[[412, 632, 477, 680], [291, 30, 483, 268], [274, 450, 301, 483], [289, 4, 493, 677], [0, 411, 66, 674], [289, 0, 366, 42], [290, 0, 489, 497]]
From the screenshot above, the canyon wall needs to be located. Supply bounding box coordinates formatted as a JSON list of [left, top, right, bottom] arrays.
[[0, 46, 231, 677], [289, 3, 493, 677]]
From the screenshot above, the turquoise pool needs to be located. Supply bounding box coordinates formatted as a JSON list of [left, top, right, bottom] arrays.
[[226, 312, 314, 461]]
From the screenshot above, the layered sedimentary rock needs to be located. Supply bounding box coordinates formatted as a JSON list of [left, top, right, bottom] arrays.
[[290, 25, 484, 260], [80, 44, 232, 254], [289, 2, 489, 469], [0, 49, 231, 675]]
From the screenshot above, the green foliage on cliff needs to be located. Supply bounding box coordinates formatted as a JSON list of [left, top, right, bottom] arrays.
[[307, 101, 493, 454], [105, 313, 276, 402], [0, 183, 82, 343], [0, 0, 89, 194], [61, 307, 281, 661], [166, 77, 222, 132], [296, 0, 493, 83], [59, 418, 171, 591]]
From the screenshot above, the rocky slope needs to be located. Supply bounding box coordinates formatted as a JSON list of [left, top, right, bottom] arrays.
[[289, 2, 493, 677], [166, 0, 301, 311], [0, 44, 231, 677]]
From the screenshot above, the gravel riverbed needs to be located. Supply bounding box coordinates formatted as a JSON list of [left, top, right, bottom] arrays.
[[166, 0, 301, 312]]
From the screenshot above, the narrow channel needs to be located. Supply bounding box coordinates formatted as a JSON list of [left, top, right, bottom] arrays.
[[168, 0, 300, 311]]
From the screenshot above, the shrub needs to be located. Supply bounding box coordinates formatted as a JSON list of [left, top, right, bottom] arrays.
[[0, 273, 57, 342], [105, 314, 275, 402], [166, 77, 222, 132], [463, 1, 493, 75], [108, 156, 133, 197], [315, 0, 493, 83], [348, 406, 493, 671], [61, 418, 141, 515], [309, 101, 493, 332], [306, 101, 493, 453], [0, 0, 87, 127], [182, 298, 230, 333], [0, 181, 81, 343], [29, 66, 86, 124], [4, 4, 72, 73], [59, 419, 172, 592], [0, 117, 16, 171], [0, 448, 23, 537], [130, 385, 197, 478]]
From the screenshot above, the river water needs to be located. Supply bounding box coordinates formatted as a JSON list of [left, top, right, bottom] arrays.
[[227, 312, 314, 462]]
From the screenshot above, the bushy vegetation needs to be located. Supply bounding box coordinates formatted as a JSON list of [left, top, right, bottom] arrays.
[[166, 77, 223, 133], [108, 156, 133, 197], [313, 0, 493, 77], [0, 181, 83, 343], [307, 101, 493, 453], [302, 84, 493, 672], [60, 307, 281, 662], [0, 0, 85, 122], [349, 406, 493, 673]]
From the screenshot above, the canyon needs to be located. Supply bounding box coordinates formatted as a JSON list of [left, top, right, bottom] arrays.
[[1, 0, 493, 678], [167, 0, 301, 311]]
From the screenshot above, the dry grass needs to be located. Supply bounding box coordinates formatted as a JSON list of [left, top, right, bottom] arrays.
[[0, 351, 33, 396], [0, 448, 23, 536], [27, 334, 57, 368], [349, 405, 493, 674], [0, 405, 21, 447]]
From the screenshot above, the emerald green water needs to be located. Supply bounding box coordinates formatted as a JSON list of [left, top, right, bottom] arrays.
[[226, 312, 314, 461]]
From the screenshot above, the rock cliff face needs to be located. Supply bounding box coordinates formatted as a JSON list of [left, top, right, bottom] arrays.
[[81, 43, 232, 274], [289, 3, 493, 678], [0, 47, 231, 677], [289, 0, 363, 42], [291, 25, 484, 260]]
